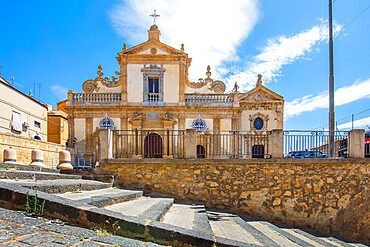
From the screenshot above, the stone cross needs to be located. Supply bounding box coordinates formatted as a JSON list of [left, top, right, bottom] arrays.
[[150, 10, 160, 25]]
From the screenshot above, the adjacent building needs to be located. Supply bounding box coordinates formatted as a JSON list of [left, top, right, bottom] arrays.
[[0, 76, 48, 140]]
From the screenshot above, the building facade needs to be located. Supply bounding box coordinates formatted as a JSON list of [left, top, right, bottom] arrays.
[[65, 25, 284, 160], [0, 76, 48, 141]]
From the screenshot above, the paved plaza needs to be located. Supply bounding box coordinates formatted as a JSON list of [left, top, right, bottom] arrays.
[[0, 206, 162, 247]]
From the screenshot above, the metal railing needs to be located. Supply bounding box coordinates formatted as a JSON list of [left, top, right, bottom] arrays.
[[196, 130, 271, 159], [73, 93, 121, 103], [113, 130, 185, 158], [283, 130, 349, 158], [185, 94, 234, 104], [365, 132, 370, 158], [73, 157, 93, 169]]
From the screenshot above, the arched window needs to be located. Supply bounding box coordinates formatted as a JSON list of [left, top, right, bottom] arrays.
[[99, 113, 115, 129], [191, 115, 208, 131]]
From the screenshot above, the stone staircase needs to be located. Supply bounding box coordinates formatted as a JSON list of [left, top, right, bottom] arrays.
[[0, 162, 368, 247]]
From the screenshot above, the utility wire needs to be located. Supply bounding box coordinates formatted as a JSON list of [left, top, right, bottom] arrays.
[[342, 5, 370, 30]]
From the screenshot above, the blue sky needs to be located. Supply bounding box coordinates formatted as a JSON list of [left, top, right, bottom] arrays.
[[1, 0, 369, 130]]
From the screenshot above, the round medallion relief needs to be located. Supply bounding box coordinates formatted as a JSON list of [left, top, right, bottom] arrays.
[[253, 117, 264, 130], [150, 48, 157, 54]]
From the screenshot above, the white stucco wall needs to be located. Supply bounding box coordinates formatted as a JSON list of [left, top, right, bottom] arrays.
[[127, 64, 144, 103], [163, 65, 179, 103], [74, 118, 86, 141], [221, 119, 231, 131], [241, 110, 278, 131]]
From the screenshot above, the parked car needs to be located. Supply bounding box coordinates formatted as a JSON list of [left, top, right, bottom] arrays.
[[338, 131, 370, 158], [285, 150, 328, 158]]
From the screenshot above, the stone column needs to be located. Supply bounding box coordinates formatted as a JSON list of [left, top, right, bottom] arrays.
[[99, 129, 113, 160], [349, 129, 365, 158], [178, 116, 186, 130], [213, 117, 221, 157], [269, 129, 284, 158], [85, 115, 93, 159], [178, 61, 186, 106], [120, 60, 128, 105], [67, 115, 75, 147], [185, 129, 197, 159]]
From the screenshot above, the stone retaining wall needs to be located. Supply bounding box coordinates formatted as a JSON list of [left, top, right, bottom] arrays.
[[0, 133, 66, 167], [98, 158, 370, 243]]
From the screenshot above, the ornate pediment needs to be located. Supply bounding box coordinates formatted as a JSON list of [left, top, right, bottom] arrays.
[[239, 74, 283, 102], [118, 40, 184, 56]]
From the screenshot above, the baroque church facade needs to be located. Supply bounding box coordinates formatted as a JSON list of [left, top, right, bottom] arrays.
[[64, 25, 284, 159]]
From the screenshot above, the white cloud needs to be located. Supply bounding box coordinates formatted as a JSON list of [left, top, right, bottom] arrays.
[[336, 116, 370, 130], [50, 85, 68, 101], [285, 78, 370, 119], [224, 21, 342, 91], [109, 0, 259, 80]]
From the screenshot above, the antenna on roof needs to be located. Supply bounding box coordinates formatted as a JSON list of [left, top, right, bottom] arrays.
[[10, 77, 14, 85], [38, 83, 42, 99], [0, 65, 2, 76]]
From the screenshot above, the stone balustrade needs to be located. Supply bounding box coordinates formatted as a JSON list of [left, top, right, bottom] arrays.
[[73, 93, 121, 103], [185, 93, 234, 104]]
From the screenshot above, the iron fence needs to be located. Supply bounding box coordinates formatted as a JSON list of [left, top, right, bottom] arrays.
[[196, 130, 271, 159], [283, 130, 349, 158], [365, 132, 370, 158], [112, 130, 185, 158]]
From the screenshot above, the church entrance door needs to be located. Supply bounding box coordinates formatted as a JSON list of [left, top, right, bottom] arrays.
[[252, 145, 264, 158], [197, 145, 206, 158], [144, 133, 163, 158]]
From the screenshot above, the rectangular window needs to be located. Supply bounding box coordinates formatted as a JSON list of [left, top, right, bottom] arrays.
[[34, 121, 41, 128], [149, 78, 159, 93], [11, 111, 22, 132]]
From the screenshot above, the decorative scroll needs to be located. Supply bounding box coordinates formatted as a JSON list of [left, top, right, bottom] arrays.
[[82, 65, 121, 93], [185, 65, 226, 93], [82, 79, 99, 93], [209, 80, 226, 93], [185, 65, 213, 89]]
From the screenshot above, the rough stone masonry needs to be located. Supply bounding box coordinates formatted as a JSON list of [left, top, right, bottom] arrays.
[[98, 158, 370, 243]]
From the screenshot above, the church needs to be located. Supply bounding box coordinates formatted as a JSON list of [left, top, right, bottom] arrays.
[[63, 24, 284, 161]]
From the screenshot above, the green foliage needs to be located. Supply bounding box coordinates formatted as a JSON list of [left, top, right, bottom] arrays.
[[25, 190, 45, 216], [0, 167, 16, 171], [93, 219, 122, 236]]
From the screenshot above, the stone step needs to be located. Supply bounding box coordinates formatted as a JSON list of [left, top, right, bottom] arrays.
[[161, 203, 212, 235], [280, 228, 338, 247], [1, 179, 112, 193], [0, 170, 82, 180], [0, 162, 59, 173], [105, 197, 174, 221], [208, 210, 276, 246], [57, 187, 143, 207]]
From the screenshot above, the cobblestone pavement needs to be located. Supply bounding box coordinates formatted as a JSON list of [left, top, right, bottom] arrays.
[[0, 207, 162, 247]]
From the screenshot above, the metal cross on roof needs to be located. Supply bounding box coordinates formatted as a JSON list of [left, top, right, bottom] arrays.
[[150, 10, 160, 25]]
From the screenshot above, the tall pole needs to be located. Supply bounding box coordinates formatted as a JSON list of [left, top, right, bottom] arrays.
[[328, 0, 335, 158]]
